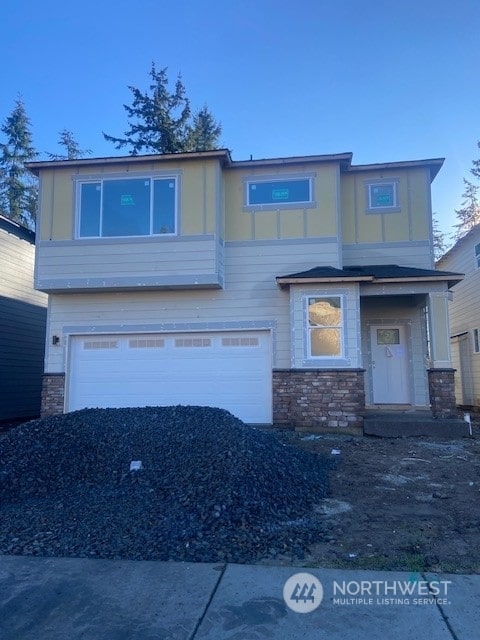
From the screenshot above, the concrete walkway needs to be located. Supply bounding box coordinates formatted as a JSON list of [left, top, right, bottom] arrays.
[[1, 555, 478, 639]]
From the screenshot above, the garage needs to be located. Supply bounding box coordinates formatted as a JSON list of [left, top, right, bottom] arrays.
[[67, 331, 272, 423]]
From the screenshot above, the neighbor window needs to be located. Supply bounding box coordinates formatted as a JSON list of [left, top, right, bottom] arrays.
[[78, 176, 177, 238], [245, 176, 313, 209], [306, 296, 343, 357], [366, 181, 399, 212], [473, 328, 480, 354], [475, 243, 480, 269]]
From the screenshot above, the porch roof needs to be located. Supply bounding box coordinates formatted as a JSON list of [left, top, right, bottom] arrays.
[[276, 264, 464, 289]]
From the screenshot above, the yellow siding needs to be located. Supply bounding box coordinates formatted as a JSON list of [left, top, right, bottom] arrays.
[[39, 169, 54, 241], [42, 159, 222, 241], [225, 164, 339, 242], [314, 165, 337, 236], [341, 174, 356, 244], [343, 168, 431, 245], [254, 212, 278, 240], [181, 163, 205, 235], [52, 174, 73, 239], [409, 168, 430, 240], [279, 211, 304, 238]]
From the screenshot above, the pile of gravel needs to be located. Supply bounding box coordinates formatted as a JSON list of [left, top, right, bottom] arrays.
[[0, 406, 330, 563]]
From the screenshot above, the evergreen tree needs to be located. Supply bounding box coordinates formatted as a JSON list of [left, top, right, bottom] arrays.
[[0, 98, 37, 227], [471, 140, 480, 180], [103, 63, 221, 155], [453, 178, 480, 240], [432, 215, 448, 261], [47, 129, 92, 160], [185, 105, 222, 152]]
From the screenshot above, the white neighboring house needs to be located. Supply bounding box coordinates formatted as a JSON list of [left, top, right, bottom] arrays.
[[437, 225, 480, 406]]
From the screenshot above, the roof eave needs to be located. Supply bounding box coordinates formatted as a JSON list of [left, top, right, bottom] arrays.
[[25, 148, 233, 175]]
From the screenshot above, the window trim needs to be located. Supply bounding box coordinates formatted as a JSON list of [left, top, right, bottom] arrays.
[[304, 294, 345, 359], [474, 243, 480, 269], [473, 328, 480, 354], [243, 172, 316, 211], [365, 179, 400, 213], [74, 172, 180, 239]]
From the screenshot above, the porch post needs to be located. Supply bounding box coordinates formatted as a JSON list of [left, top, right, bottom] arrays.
[[427, 292, 457, 417]]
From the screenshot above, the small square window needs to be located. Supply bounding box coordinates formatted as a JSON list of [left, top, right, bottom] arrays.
[[365, 181, 399, 212]]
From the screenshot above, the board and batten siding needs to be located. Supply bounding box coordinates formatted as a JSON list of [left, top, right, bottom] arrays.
[[341, 167, 434, 269], [438, 229, 480, 405], [0, 218, 48, 420], [43, 241, 339, 374], [35, 158, 225, 291]]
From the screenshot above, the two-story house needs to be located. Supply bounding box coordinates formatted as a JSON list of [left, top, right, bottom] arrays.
[[0, 214, 47, 422], [437, 224, 480, 407], [26, 150, 462, 432]]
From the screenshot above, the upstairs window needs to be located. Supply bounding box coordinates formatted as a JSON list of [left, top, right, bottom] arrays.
[[473, 328, 480, 354], [365, 181, 399, 213], [306, 296, 344, 358], [244, 176, 314, 210], [78, 176, 177, 238], [474, 243, 480, 269]]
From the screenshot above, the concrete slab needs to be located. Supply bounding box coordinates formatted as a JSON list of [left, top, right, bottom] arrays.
[[0, 555, 222, 640], [196, 566, 453, 639], [426, 572, 480, 639], [363, 411, 470, 438]]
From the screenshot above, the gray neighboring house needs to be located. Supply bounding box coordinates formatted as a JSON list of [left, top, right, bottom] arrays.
[[0, 214, 47, 422], [437, 224, 480, 407]]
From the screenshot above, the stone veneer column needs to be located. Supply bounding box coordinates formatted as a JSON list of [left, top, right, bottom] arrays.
[[273, 369, 365, 433], [41, 373, 65, 417], [427, 368, 457, 418]]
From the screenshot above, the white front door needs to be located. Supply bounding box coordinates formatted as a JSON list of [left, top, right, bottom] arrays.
[[370, 325, 410, 404]]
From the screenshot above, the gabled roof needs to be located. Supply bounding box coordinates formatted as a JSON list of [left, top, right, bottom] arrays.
[[437, 223, 480, 265], [277, 264, 463, 289], [26, 149, 233, 174]]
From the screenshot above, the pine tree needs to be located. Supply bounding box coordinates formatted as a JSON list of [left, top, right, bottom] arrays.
[[453, 178, 480, 240], [432, 215, 448, 261], [0, 98, 37, 227], [47, 129, 92, 160], [452, 140, 480, 240], [185, 106, 222, 152], [471, 140, 480, 180], [103, 63, 221, 155]]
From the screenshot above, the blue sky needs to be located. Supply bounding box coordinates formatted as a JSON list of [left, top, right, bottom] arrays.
[[1, 0, 479, 239]]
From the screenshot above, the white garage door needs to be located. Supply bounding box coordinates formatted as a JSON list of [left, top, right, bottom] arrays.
[[67, 331, 272, 423]]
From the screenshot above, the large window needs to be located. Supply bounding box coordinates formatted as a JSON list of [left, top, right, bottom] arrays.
[[78, 176, 177, 238], [245, 176, 313, 209], [365, 181, 399, 212], [306, 296, 343, 357]]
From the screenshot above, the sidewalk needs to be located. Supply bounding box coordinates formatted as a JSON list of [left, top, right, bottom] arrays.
[[1, 555, 478, 639]]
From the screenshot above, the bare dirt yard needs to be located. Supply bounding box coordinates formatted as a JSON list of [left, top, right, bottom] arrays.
[[274, 423, 480, 574]]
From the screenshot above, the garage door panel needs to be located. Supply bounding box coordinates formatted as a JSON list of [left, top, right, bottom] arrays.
[[68, 331, 271, 423]]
